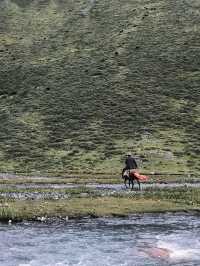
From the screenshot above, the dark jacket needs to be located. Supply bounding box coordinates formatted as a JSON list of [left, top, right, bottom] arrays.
[[125, 156, 138, 169]]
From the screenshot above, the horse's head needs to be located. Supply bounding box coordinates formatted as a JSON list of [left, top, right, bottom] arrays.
[[122, 170, 130, 178]]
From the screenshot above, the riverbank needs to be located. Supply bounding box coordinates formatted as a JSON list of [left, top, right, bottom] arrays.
[[0, 187, 200, 222], [0, 173, 200, 222]]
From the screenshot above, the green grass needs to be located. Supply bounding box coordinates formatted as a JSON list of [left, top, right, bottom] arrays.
[[0, 186, 97, 196], [0, 172, 198, 186], [0, 202, 17, 221], [0, 0, 199, 174], [143, 188, 200, 206], [0, 176, 121, 185]]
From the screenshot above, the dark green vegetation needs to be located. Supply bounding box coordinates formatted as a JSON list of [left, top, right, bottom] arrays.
[[0, 187, 200, 221], [0, 0, 199, 174]]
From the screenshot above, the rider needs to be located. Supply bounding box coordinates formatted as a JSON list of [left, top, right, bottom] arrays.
[[122, 152, 138, 178]]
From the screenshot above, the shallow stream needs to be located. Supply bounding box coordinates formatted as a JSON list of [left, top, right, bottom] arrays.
[[0, 213, 200, 266]]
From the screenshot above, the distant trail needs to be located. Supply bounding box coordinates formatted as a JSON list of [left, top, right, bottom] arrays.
[[1, 182, 200, 190], [1, 182, 200, 201]]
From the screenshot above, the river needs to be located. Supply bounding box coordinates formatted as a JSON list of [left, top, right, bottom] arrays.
[[0, 213, 200, 266]]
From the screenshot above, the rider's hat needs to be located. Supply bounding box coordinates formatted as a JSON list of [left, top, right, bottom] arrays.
[[127, 152, 132, 156]]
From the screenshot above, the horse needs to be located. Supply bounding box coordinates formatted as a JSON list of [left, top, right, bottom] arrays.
[[122, 169, 141, 190]]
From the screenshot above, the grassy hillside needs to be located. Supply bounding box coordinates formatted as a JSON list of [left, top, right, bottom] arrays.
[[0, 0, 199, 174]]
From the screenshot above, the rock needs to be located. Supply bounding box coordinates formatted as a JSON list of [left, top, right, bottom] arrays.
[[41, 216, 46, 222], [37, 216, 46, 222]]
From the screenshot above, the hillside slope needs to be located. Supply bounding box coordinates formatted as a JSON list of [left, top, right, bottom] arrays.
[[0, 0, 199, 174]]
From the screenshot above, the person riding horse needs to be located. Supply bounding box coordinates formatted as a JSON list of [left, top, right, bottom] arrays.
[[122, 152, 138, 176], [122, 152, 140, 189]]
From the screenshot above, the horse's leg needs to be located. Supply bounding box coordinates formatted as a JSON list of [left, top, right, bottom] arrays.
[[131, 179, 134, 190], [124, 178, 128, 189], [137, 179, 141, 190], [130, 177, 134, 190]]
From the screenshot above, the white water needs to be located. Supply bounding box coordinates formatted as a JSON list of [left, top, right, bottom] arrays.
[[0, 213, 200, 266]]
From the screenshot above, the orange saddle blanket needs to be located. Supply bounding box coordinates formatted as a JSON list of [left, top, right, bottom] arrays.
[[130, 170, 149, 181]]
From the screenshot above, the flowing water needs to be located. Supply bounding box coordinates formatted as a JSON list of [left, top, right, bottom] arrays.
[[1, 213, 200, 266]]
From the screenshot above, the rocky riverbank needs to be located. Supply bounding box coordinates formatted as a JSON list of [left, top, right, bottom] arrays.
[[0, 173, 200, 222]]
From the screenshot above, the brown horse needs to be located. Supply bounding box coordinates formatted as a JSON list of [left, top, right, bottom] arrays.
[[122, 170, 141, 190]]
